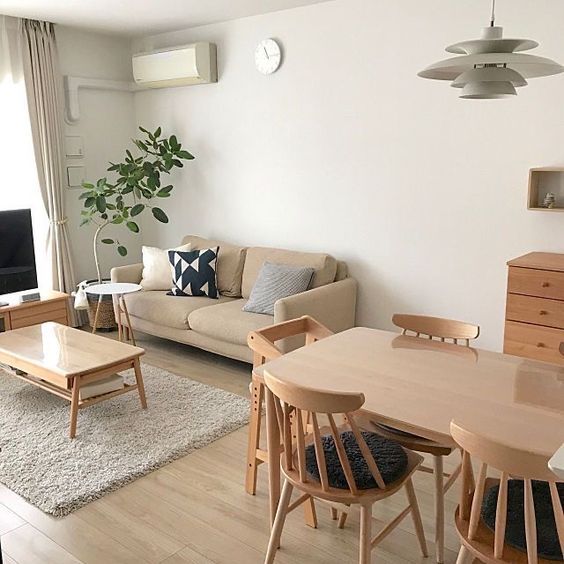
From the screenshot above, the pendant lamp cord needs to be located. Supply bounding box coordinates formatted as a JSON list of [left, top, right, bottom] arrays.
[[490, 0, 496, 26]]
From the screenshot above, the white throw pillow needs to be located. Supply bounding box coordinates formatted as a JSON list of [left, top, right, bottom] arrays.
[[140, 244, 191, 291]]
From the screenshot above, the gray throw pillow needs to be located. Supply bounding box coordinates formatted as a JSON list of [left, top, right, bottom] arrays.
[[243, 262, 315, 315]]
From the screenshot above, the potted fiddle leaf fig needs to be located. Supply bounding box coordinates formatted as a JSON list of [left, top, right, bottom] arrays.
[[79, 126, 194, 283]]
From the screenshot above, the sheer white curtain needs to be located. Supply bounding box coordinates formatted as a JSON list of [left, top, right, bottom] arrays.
[[0, 15, 50, 288]]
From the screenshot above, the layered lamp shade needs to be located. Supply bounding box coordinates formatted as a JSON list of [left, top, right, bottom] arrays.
[[419, 22, 564, 99]]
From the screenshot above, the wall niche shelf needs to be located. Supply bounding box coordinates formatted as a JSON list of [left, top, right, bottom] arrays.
[[528, 167, 564, 212]]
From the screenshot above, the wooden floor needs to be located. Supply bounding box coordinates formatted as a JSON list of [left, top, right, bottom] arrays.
[[0, 330, 470, 564]]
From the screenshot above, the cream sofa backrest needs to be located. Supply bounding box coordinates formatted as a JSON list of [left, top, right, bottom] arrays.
[[181, 235, 247, 298], [241, 247, 338, 299]]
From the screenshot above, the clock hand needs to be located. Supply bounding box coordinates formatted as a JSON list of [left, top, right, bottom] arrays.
[[263, 46, 270, 59]]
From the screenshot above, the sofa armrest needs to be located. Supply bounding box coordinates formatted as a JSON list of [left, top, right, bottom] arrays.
[[274, 278, 357, 334], [110, 263, 143, 284]]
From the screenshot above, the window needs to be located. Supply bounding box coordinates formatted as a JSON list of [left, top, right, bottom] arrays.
[[0, 16, 50, 288]]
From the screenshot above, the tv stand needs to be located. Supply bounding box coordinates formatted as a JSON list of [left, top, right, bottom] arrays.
[[0, 290, 69, 332]]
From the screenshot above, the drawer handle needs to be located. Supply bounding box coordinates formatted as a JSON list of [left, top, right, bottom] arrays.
[[537, 342, 546, 348], [539, 310, 548, 316], [542, 282, 550, 288]]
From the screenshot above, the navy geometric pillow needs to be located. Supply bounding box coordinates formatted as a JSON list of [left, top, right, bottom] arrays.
[[167, 247, 219, 299]]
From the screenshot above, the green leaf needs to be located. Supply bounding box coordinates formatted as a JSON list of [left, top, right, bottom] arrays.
[[177, 150, 194, 160], [152, 207, 169, 223], [79, 191, 94, 200], [101, 238, 114, 244], [169, 135, 179, 150], [130, 204, 145, 216], [82, 182, 95, 189], [147, 176, 157, 190], [80, 218, 89, 227], [139, 126, 150, 135], [95, 196, 106, 213], [107, 163, 119, 172], [112, 215, 124, 224], [96, 177, 107, 189], [84, 197, 96, 208], [117, 246, 128, 257], [126, 221, 139, 233], [157, 185, 173, 197], [154, 126, 162, 138]]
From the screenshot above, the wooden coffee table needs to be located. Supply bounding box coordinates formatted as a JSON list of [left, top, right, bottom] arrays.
[[0, 322, 147, 438]]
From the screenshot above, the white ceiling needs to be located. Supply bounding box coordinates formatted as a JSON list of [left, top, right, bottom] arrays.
[[0, 0, 332, 36]]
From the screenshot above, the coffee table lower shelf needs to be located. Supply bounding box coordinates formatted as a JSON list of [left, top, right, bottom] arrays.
[[2, 358, 147, 438], [10, 370, 140, 407]]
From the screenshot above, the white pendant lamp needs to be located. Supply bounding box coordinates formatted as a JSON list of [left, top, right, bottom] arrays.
[[418, 0, 564, 99]]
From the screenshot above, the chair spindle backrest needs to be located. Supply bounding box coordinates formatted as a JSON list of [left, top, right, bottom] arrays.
[[264, 371, 386, 494], [392, 314, 480, 347], [248, 316, 334, 368], [451, 421, 564, 564]]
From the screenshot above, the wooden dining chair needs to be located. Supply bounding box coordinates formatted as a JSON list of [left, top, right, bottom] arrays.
[[451, 421, 564, 564], [366, 313, 480, 564], [262, 371, 429, 564], [245, 315, 334, 498]]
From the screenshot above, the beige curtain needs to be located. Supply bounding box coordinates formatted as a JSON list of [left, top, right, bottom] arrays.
[[19, 19, 81, 326]]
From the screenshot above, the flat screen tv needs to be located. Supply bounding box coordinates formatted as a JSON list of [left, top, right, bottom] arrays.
[[0, 209, 38, 295]]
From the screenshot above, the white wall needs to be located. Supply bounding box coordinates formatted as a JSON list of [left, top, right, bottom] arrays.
[[132, 0, 564, 351], [56, 26, 140, 282]]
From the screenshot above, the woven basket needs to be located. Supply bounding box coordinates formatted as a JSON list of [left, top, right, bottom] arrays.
[[85, 280, 117, 331]]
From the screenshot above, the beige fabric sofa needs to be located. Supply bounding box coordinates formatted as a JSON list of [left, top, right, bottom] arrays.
[[110, 235, 357, 363]]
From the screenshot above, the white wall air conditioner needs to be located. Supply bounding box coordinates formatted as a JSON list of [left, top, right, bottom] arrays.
[[132, 42, 217, 88]]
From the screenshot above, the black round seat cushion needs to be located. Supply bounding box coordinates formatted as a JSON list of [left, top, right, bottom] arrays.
[[304, 431, 408, 490], [481, 479, 564, 561]]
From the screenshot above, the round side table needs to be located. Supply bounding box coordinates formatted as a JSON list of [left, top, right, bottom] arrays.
[[85, 283, 142, 345]]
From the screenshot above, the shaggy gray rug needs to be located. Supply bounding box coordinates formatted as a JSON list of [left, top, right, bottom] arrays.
[[0, 363, 249, 517]]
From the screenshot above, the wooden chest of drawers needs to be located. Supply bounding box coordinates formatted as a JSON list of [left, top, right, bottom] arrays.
[[504, 252, 564, 364]]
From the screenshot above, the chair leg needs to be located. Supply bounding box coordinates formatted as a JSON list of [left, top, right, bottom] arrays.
[[338, 509, 349, 529], [455, 546, 472, 564], [303, 496, 318, 529], [245, 378, 264, 495], [359, 504, 373, 564], [265, 479, 293, 564], [405, 477, 429, 558], [434, 455, 445, 563]]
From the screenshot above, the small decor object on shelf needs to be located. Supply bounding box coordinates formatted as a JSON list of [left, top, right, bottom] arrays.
[[543, 192, 556, 209], [78, 126, 195, 285]]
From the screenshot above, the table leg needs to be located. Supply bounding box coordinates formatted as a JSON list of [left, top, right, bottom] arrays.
[[91, 294, 102, 333], [117, 298, 123, 342], [133, 357, 147, 409], [69, 377, 81, 439], [265, 386, 281, 527], [121, 296, 136, 346]]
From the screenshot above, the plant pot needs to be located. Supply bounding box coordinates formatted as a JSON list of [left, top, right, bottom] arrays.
[[85, 279, 117, 331]]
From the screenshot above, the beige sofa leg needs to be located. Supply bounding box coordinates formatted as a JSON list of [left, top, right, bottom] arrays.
[[245, 376, 264, 495]]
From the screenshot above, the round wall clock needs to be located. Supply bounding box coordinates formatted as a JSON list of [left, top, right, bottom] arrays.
[[255, 39, 282, 75]]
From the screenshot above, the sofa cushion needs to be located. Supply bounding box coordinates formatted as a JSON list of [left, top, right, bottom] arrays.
[[181, 235, 246, 298], [140, 243, 191, 291], [243, 262, 314, 315], [242, 247, 337, 299], [168, 248, 219, 299], [188, 299, 272, 346], [126, 290, 233, 330]]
